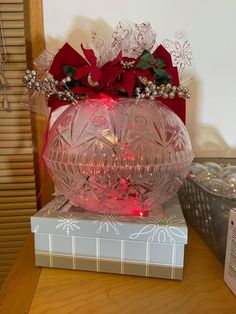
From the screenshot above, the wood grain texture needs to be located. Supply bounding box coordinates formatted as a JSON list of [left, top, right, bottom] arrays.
[[24, 0, 54, 208], [27, 226, 236, 314], [0, 234, 41, 314]]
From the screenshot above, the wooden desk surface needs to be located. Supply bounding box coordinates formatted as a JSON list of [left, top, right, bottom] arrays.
[[1, 226, 236, 314]]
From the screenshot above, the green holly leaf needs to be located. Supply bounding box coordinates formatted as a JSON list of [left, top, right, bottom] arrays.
[[63, 65, 76, 77], [155, 58, 166, 69], [154, 69, 171, 85], [140, 50, 150, 57], [136, 50, 156, 69], [136, 50, 167, 75]]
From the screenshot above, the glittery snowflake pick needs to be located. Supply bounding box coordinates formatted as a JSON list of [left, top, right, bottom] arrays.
[[89, 31, 106, 65], [111, 20, 156, 58], [162, 31, 193, 85], [91, 20, 156, 65]]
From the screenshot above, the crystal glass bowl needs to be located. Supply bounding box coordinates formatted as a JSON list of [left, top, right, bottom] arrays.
[[43, 98, 193, 215]]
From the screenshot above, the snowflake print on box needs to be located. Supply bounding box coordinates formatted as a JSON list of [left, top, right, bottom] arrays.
[[32, 225, 39, 233], [93, 214, 126, 235], [42, 196, 67, 217], [129, 215, 187, 243], [56, 215, 80, 235], [162, 31, 193, 72]]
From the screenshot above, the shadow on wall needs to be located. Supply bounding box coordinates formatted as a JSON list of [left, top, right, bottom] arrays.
[[187, 76, 236, 157], [186, 77, 198, 152], [191, 124, 236, 157], [46, 16, 114, 53]]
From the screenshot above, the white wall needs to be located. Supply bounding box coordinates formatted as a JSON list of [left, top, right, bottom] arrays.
[[42, 0, 236, 157]]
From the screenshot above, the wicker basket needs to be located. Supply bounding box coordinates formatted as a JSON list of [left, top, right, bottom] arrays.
[[178, 177, 236, 263]]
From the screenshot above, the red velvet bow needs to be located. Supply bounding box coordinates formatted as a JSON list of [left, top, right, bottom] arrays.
[[48, 43, 186, 124], [152, 45, 185, 123]]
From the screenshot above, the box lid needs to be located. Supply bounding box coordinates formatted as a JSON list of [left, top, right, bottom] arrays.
[[31, 195, 188, 245]]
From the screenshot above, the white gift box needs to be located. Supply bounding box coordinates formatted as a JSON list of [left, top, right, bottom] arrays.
[[31, 195, 188, 280]]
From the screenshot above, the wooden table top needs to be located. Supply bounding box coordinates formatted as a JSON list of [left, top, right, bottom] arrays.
[[0, 226, 236, 314]]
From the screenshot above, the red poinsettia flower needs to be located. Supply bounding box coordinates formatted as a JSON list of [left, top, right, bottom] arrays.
[[49, 43, 87, 81], [73, 44, 102, 86], [97, 51, 123, 96], [117, 57, 154, 97], [100, 52, 123, 84]]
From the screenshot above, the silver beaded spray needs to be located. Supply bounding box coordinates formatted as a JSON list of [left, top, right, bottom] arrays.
[[23, 70, 191, 105], [23, 70, 78, 105], [135, 77, 190, 100]]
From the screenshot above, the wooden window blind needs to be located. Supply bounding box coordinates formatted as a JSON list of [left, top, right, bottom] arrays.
[[0, 0, 37, 287]]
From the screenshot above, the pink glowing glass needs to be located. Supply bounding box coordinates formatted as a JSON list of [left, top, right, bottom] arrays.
[[43, 98, 193, 215]]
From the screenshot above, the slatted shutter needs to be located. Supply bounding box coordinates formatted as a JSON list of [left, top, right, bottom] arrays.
[[0, 0, 37, 287]]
